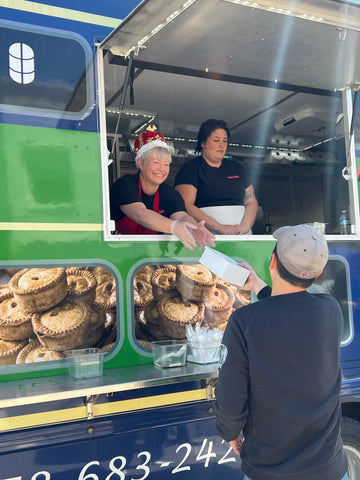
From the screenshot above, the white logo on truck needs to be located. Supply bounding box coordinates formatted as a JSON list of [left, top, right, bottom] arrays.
[[9, 42, 35, 84]]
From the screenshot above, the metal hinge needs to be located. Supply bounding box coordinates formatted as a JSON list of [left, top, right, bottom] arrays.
[[206, 378, 217, 401], [85, 395, 98, 420], [337, 81, 360, 92]]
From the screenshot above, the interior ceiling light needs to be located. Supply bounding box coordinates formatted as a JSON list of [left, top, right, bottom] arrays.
[[106, 109, 155, 118], [123, 0, 197, 58], [221, 0, 360, 31], [163, 136, 336, 153]]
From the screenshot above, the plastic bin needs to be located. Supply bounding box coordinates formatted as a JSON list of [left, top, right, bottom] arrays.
[[152, 340, 187, 368], [187, 343, 227, 365], [65, 348, 104, 379]]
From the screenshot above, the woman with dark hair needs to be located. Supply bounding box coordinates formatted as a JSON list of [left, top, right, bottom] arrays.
[[174, 119, 258, 235]]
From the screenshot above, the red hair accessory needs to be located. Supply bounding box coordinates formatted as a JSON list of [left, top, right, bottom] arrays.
[[134, 125, 170, 165]]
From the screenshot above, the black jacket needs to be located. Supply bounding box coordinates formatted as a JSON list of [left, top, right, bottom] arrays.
[[215, 289, 348, 480]]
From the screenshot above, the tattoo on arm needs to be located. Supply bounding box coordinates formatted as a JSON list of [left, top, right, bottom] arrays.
[[244, 190, 253, 201]]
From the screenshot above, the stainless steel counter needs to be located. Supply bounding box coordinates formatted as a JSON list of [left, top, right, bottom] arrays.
[[0, 363, 218, 408]]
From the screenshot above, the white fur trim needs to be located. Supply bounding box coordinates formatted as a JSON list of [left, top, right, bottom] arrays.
[[135, 139, 170, 166]]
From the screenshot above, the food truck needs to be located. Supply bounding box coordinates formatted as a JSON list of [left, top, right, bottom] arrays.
[[0, 0, 360, 478]]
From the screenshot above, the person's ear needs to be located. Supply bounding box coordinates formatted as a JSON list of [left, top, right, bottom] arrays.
[[137, 158, 143, 170], [269, 253, 277, 271]]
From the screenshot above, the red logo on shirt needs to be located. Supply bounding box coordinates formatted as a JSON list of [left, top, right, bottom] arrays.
[[158, 209, 165, 214], [227, 175, 240, 179]]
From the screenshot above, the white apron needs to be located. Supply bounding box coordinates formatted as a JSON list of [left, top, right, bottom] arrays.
[[200, 205, 252, 235]]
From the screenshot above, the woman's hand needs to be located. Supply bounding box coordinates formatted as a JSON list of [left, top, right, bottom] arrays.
[[236, 220, 252, 235], [217, 221, 251, 235], [172, 220, 198, 250], [171, 213, 215, 249], [218, 224, 242, 235], [191, 220, 216, 248]]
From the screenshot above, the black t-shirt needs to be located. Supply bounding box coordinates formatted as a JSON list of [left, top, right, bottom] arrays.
[[215, 290, 348, 480], [174, 156, 249, 208], [110, 173, 186, 223]]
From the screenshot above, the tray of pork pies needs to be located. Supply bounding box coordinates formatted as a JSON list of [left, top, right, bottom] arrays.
[[0, 267, 117, 365], [134, 263, 251, 350]]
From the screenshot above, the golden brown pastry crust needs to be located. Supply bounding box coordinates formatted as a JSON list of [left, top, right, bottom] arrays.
[[142, 300, 170, 340], [66, 269, 97, 304], [96, 308, 117, 347], [91, 267, 117, 310], [137, 339, 152, 350], [89, 303, 106, 329], [0, 284, 11, 296], [135, 265, 156, 284], [16, 339, 65, 363], [158, 292, 205, 339], [232, 286, 251, 309], [104, 309, 116, 334], [147, 322, 172, 341], [176, 264, 217, 301], [0, 338, 28, 365], [32, 299, 91, 351], [80, 304, 106, 347], [204, 283, 235, 326], [0, 293, 34, 340], [135, 322, 151, 342], [91, 266, 113, 283], [99, 324, 117, 347], [150, 266, 177, 300], [133, 280, 153, 308], [134, 300, 167, 341], [101, 341, 116, 353], [144, 300, 161, 327], [135, 307, 147, 333], [9, 267, 67, 313]]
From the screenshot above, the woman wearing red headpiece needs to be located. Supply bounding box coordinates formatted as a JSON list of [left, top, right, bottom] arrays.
[[110, 128, 215, 250]]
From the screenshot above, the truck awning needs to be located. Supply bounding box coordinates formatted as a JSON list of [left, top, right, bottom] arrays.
[[101, 0, 360, 93]]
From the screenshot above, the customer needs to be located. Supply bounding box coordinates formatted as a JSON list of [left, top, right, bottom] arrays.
[[215, 224, 348, 480], [110, 127, 215, 250], [174, 119, 258, 235]]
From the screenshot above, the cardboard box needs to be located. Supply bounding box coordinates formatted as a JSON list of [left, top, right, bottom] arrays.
[[199, 247, 250, 287]]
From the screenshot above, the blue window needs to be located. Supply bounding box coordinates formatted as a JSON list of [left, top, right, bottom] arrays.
[[0, 21, 92, 117]]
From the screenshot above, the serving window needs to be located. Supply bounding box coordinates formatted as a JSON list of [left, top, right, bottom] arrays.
[[99, 67, 359, 241], [98, 1, 360, 241]]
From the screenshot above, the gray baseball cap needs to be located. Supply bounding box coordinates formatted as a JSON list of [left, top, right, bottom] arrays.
[[273, 224, 328, 279]]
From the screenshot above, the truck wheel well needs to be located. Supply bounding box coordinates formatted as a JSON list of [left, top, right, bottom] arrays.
[[341, 417, 360, 480], [342, 402, 360, 423]]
